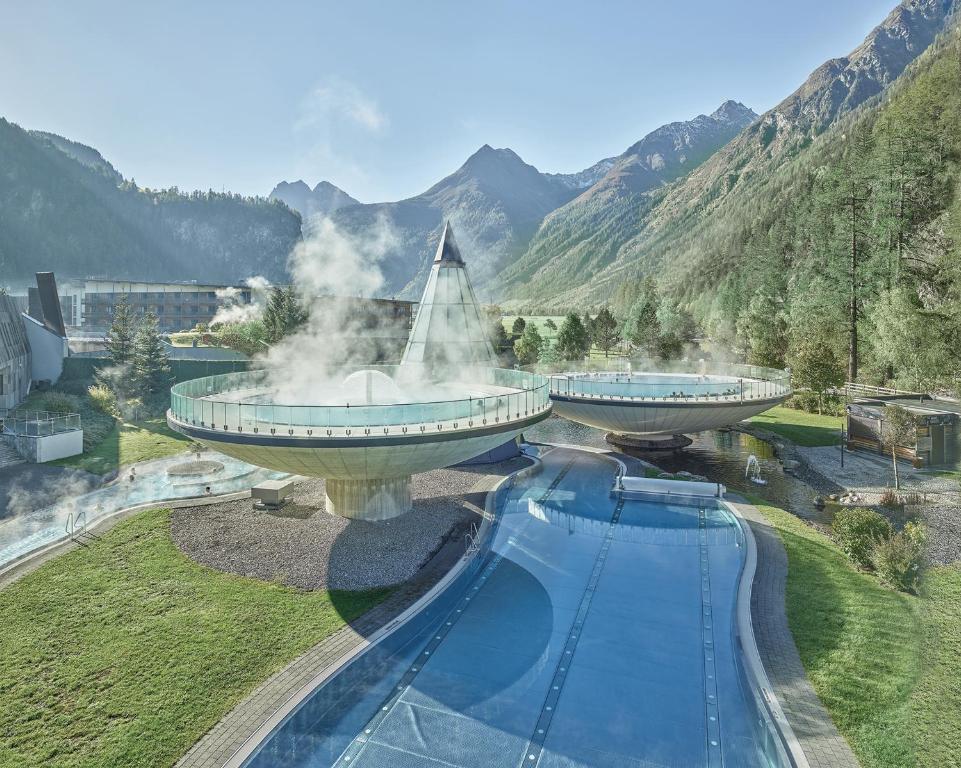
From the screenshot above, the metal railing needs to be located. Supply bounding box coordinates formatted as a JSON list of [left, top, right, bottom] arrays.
[[169, 365, 552, 437], [3, 411, 82, 436], [532, 358, 791, 404]]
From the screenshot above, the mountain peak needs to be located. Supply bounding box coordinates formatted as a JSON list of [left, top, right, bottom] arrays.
[[464, 144, 524, 167], [710, 100, 757, 123], [269, 179, 358, 218]]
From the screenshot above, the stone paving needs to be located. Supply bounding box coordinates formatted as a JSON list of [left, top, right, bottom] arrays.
[[732, 499, 861, 768]]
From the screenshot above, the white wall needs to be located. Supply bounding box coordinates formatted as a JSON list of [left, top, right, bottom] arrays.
[[17, 430, 84, 462], [22, 315, 67, 384]]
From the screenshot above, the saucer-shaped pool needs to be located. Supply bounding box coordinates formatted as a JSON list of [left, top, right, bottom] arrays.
[[544, 360, 791, 437], [167, 365, 551, 520]]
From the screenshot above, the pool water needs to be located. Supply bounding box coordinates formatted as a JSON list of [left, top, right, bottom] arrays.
[[245, 448, 788, 767], [0, 452, 286, 569]]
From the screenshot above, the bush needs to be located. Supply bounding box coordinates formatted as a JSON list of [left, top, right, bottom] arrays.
[[832, 507, 893, 570], [35, 391, 81, 414], [87, 384, 118, 417], [879, 488, 900, 508], [871, 521, 926, 592]]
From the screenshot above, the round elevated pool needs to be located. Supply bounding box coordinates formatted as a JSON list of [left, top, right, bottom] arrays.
[[167, 365, 551, 520], [545, 361, 791, 440]]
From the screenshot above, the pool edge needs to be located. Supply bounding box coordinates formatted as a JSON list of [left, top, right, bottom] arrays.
[[219, 456, 545, 768], [725, 498, 811, 768]]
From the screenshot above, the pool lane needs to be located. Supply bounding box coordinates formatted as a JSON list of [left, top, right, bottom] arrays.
[[269, 447, 781, 768]]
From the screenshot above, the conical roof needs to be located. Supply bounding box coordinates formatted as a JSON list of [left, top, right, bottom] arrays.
[[402, 222, 497, 367]]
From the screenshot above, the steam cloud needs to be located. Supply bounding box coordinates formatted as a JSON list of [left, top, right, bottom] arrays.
[[211, 276, 272, 326]]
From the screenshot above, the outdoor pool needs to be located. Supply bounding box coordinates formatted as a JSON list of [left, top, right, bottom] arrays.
[[0, 452, 286, 570], [244, 447, 790, 767]]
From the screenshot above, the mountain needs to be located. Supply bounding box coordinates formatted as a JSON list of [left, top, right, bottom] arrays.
[[269, 179, 359, 218], [499, 0, 957, 308], [327, 145, 581, 298], [497, 101, 758, 300], [0, 121, 301, 286]]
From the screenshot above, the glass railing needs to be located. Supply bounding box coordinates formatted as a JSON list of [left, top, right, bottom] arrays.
[[169, 366, 551, 437], [2, 411, 82, 437], [532, 358, 791, 403]]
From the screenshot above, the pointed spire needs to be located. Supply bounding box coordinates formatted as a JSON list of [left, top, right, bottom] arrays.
[[433, 220, 464, 265]]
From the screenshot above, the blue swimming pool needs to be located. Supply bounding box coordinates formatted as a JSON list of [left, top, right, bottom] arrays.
[[244, 448, 790, 768]]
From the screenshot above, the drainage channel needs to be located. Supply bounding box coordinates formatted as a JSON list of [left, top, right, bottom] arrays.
[[699, 508, 723, 767], [331, 456, 578, 768], [519, 494, 625, 767]]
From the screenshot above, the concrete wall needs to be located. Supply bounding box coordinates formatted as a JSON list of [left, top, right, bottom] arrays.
[[15, 430, 83, 462]]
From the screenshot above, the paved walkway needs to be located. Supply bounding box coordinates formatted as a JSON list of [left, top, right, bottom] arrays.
[[732, 499, 861, 768], [176, 471, 507, 768]]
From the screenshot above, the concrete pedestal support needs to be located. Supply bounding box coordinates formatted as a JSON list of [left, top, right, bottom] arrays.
[[325, 476, 413, 521], [605, 432, 693, 451]]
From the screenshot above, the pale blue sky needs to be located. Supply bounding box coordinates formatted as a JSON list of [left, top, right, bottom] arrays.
[[0, 0, 897, 202]]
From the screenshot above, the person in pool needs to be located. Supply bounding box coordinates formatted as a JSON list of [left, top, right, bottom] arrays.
[[204, 486, 212, 496]]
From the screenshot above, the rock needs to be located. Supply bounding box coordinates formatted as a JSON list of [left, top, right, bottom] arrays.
[[657, 472, 675, 480], [829, 494, 839, 501]]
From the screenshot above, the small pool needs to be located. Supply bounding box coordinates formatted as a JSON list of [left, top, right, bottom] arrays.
[[244, 447, 789, 767], [0, 452, 287, 570]]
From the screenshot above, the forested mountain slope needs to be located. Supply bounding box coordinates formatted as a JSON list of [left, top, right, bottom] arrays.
[[499, 0, 956, 310], [0, 121, 301, 286]]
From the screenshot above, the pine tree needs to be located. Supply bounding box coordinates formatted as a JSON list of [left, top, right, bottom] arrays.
[[591, 307, 620, 358], [263, 286, 307, 344], [556, 313, 590, 361], [622, 278, 661, 357], [132, 311, 172, 398], [513, 323, 544, 365], [510, 317, 527, 338], [107, 294, 135, 365]]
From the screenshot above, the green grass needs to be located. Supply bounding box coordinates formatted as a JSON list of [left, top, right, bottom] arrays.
[[911, 564, 961, 768], [501, 315, 565, 340], [53, 418, 191, 475], [749, 406, 843, 447], [751, 497, 961, 767], [0, 509, 389, 768]]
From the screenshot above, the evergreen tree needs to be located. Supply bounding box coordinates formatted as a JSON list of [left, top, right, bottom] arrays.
[[622, 278, 661, 357], [555, 313, 590, 361], [591, 307, 620, 358], [513, 323, 544, 365], [789, 338, 845, 414], [107, 294, 135, 365], [263, 286, 307, 344], [510, 317, 527, 338], [544, 318, 557, 332], [131, 311, 172, 398], [736, 291, 787, 367]]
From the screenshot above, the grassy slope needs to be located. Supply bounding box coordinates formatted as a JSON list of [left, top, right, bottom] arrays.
[[753, 498, 961, 768], [0, 509, 389, 768], [54, 418, 190, 475], [912, 565, 961, 768], [749, 406, 843, 447]]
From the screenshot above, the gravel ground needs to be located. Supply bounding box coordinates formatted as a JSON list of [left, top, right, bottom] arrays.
[[171, 460, 527, 591], [799, 445, 961, 565]]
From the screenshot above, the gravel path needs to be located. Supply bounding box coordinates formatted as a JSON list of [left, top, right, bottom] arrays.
[[171, 461, 527, 591]]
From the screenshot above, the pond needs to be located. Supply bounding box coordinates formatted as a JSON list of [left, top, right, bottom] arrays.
[[525, 415, 830, 525]]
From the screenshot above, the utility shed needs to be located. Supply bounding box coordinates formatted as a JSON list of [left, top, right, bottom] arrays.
[[846, 395, 961, 468]]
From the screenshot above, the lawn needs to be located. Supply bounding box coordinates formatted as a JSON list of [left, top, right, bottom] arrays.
[[749, 406, 843, 447], [752, 497, 961, 768], [53, 418, 191, 475], [501, 315, 565, 340], [0, 508, 389, 768]]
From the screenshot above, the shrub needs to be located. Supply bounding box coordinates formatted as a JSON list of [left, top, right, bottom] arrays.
[[832, 507, 892, 570], [879, 488, 900, 508], [871, 521, 926, 592], [87, 384, 118, 417], [36, 391, 81, 414]]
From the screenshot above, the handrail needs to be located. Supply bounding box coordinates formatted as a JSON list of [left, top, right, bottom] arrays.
[[169, 366, 552, 434]]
